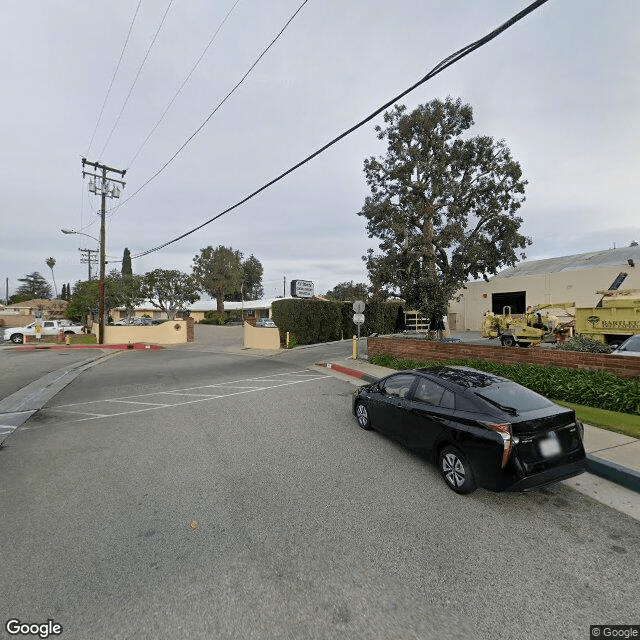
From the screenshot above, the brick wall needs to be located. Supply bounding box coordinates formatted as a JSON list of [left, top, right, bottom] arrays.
[[368, 336, 640, 378], [187, 317, 195, 342]]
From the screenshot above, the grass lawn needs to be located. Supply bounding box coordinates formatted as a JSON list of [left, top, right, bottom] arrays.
[[369, 354, 640, 440], [555, 401, 640, 439]]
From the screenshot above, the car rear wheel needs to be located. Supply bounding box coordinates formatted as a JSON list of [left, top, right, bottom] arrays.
[[355, 402, 372, 430], [10, 334, 23, 344], [439, 446, 477, 494]]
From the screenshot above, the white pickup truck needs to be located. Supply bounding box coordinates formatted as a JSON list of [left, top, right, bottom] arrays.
[[3, 319, 84, 344]]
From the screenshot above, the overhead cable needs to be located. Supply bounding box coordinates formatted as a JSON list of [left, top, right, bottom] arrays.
[[85, 0, 142, 157], [99, 0, 175, 158], [127, 0, 244, 168], [132, 0, 549, 260], [117, 0, 310, 211]]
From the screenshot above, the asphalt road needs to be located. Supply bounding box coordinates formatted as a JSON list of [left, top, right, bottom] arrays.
[[1, 338, 638, 640]]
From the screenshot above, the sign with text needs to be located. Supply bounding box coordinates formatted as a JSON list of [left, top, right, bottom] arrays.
[[291, 279, 314, 298], [353, 313, 365, 325]]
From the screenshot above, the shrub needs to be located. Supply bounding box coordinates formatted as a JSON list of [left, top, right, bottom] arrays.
[[369, 355, 640, 415], [558, 335, 612, 353]]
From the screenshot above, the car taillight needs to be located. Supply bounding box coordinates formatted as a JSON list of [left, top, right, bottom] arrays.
[[488, 422, 512, 467]]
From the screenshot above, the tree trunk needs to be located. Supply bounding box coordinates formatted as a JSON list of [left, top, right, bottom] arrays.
[[216, 289, 224, 314]]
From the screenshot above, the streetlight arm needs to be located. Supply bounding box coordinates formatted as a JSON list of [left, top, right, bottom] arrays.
[[61, 228, 100, 243]]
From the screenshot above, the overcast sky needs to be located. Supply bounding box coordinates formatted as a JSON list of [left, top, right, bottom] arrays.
[[1, 0, 638, 301]]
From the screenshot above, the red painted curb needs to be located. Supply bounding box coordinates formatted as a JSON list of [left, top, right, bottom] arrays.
[[325, 363, 365, 379], [15, 343, 163, 351]]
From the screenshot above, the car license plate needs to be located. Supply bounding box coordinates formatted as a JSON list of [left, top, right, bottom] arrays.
[[539, 432, 562, 458]]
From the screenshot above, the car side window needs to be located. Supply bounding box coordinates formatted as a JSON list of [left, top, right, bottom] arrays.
[[380, 374, 416, 399], [413, 378, 455, 409], [44, 322, 54, 328]]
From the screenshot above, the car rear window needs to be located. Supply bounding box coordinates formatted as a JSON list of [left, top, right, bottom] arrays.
[[620, 335, 640, 352], [474, 381, 553, 413]]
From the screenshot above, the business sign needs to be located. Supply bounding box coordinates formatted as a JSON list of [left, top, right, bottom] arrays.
[[291, 279, 314, 298]]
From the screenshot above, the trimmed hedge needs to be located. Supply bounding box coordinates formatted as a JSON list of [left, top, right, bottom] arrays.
[[369, 355, 640, 416], [271, 299, 403, 346]]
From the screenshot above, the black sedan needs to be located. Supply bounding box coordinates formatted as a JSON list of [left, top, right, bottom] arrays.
[[352, 366, 586, 494]]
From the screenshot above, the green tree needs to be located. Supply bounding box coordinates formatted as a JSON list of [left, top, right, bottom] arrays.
[[109, 270, 145, 322], [66, 280, 99, 322], [66, 272, 124, 322], [140, 269, 199, 320], [46, 257, 58, 298], [325, 281, 369, 302], [8, 293, 32, 305], [226, 254, 264, 301], [121, 248, 133, 276], [359, 97, 529, 321], [241, 254, 264, 300], [15, 272, 52, 300], [192, 245, 244, 313]]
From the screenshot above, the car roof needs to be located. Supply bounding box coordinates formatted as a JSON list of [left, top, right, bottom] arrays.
[[412, 366, 510, 390]]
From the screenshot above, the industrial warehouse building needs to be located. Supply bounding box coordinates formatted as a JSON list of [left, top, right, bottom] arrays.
[[447, 244, 640, 332]]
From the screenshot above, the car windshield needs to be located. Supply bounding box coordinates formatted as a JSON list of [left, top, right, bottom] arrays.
[[474, 381, 553, 413]]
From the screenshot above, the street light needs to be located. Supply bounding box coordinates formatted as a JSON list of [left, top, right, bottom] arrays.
[[61, 228, 99, 243], [61, 228, 100, 281]]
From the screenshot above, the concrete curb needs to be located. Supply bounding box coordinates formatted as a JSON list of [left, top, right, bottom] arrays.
[[323, 362, 378, 384], [586, 455, 640, 493], [319, 360, 640, 495]]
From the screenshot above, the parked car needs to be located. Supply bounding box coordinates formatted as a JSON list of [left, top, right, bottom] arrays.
[[3, 320, 84, 344], [611, 334, 640, 356], [352, 366, 586, 494], [131, 317, 154, 326], [256, 318, 276, 328]]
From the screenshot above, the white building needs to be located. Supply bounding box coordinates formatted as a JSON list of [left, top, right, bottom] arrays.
[[448, 245, 640, 332]]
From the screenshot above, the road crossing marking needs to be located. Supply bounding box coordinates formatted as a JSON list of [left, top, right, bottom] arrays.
[[48, 371, 331, 423]]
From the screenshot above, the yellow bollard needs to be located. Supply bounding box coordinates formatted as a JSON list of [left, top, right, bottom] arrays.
[[352, 335, 357, 360]]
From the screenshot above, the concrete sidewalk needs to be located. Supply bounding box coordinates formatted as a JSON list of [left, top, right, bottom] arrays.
[[318, 357, 640, 495]]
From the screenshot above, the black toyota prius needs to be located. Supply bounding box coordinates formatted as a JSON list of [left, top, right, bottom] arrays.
[[352, 366, 586, 494]]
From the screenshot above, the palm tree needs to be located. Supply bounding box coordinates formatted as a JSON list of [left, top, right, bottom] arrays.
[[46, 257, 58, 298]]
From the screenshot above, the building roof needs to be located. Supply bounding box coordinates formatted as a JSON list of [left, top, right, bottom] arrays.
[[5, 298, 68, 310], [493, 245, 640, 279]]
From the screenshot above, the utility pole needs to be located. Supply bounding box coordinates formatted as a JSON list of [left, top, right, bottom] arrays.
[[79, 248, 98, 280], [81, 158, 126, 344]]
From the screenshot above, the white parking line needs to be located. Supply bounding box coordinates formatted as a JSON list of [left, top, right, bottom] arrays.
[[48, 372, 330, 423]]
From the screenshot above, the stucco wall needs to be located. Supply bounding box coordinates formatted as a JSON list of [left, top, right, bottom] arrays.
[[93, 320, 189, 345], [243, 322, 280, 350], [368, 336, 640, 378], [448, 266, 640, 331]]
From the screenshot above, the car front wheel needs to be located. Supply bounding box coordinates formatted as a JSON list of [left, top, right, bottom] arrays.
[[355, 401, 372, 430], [439, 446, 476, 494]]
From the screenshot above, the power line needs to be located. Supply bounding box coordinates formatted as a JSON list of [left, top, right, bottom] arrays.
[[99, 0, 175, 159], [131, 0, 549, 260], [127, 0, 244, 168], [116, 0, 310, 210], [86, 0, 142, 157]]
